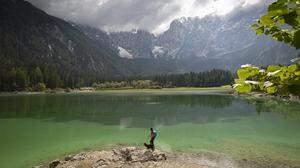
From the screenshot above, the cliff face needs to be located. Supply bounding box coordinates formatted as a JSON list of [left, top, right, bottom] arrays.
[[95, 4, 299, 70], [155, 7, 299, 67], [109, 30, 155, 59]]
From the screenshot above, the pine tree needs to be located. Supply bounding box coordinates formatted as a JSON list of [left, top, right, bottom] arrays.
[[31, 67, 44, 85], [15, 68, 27, 90]]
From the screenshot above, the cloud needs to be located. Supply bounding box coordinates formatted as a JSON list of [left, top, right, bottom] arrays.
[[27, 0, 265, 34]]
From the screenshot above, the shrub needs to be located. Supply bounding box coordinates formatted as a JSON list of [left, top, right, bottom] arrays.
[[35, 83, 47, 92], [234, 59, 300, 95]]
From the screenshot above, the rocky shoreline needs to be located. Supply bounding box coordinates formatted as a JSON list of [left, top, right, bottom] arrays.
[[34, 146, 299, 168], [34, 146, 241, 168]]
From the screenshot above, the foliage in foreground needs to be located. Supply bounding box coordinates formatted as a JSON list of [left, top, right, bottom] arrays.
[[234, 58, 300, 95], [252, 0, 300, 48]]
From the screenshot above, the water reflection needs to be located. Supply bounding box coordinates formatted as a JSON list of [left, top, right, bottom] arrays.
[[0, 94, 298, 128], [243, 97, 300, 119]]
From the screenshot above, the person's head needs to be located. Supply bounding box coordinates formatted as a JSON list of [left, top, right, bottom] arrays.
[[150, 128, 153, 132]]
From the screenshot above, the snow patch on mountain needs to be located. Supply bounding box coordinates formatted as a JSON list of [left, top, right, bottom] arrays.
[[152, 46, 165, 58], [118, 46, 133, 59], [131, 29, 138, 34], [178, 17, 188, 24]]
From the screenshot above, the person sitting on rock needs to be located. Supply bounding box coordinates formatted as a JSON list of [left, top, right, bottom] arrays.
[[144, 128, 157, 151]]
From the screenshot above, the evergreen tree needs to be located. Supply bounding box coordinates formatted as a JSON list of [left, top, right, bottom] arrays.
[[48, 70, 61, 89], [15, 68, 27, 90], [31, 67, 43, 85], [7, 68, 17, 91]]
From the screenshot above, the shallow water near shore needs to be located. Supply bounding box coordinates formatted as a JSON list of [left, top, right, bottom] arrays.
[[0, 91, 300, 167]]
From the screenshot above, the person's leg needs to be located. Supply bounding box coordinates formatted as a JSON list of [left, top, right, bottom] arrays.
[[144, 139, 155, 150], [144, 143, 151, 149], [150, 139, 154, 151]]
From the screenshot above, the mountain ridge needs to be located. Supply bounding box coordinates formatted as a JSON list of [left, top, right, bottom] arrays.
[[84, 3, 298, 70]]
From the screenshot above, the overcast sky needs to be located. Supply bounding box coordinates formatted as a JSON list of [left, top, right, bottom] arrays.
[[27, 0, 268, 34]]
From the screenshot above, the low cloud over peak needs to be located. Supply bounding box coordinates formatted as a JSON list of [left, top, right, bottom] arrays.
[[27, 0, 269, 34]]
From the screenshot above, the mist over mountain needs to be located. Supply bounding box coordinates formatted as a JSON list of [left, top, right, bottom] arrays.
[[94, 3, 299, 71]]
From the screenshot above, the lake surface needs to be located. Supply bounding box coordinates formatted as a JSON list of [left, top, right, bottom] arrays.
[[0, 91, 300, 167]]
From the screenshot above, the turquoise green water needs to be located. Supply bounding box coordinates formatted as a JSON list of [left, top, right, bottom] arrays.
[[0, 92, 300, 167]]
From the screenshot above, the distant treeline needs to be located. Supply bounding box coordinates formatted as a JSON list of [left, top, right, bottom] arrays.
[[93, 69, 234, 89], [0, 66, 99, 91], [0, 67, 234, 91], [153, 70, 234, 87]]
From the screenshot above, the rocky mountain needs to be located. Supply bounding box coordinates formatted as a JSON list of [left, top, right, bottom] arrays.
[[74, 24, 117, 55], [72, 25, 178, 74], [155, 5, 299, 68], [96, 3, 299, 71], [109, 30, 155, 59]]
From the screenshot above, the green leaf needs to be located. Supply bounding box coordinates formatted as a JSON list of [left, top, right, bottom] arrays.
[[237, 67, 259, 80], [266, 86, 278, 94], [254, 0, 300, 49], [287, 64, 298, 72], [256, 26, 265, 35], [267, 65, 281, 72], [283, 11, 298, 28], [259, 82, 265, 90], [235, 84, 252, 93], [292, 30, 300, 49], [251, 24, 259, 30], [237, 69, 250, 80]]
